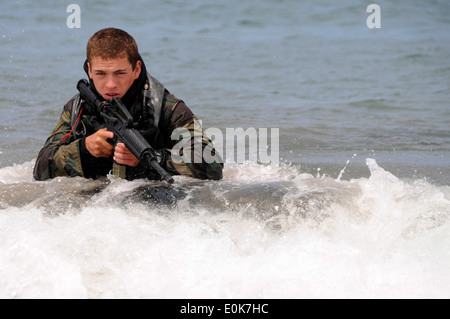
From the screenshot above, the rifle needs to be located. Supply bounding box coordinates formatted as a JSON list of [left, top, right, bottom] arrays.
[[76, 79, 174, 184]]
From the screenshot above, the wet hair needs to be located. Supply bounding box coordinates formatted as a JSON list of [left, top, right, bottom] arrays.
[[86, 28, 139, 69]]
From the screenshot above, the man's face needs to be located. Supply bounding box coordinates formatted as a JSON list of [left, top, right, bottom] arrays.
[[88, 56, 141, 100]]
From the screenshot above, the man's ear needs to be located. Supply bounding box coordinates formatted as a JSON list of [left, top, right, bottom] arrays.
[[134, 60, 142, 79], [87, 62, 93, 79]]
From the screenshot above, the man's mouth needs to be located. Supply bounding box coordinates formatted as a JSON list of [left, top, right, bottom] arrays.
[[105, 93, 120, 99]]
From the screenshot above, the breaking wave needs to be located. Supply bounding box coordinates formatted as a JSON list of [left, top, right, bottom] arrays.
[[1, 159, 449, 298]]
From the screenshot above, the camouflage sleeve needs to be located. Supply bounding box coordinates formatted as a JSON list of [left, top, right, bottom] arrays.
[[33, 98, 84, 181], [161, 97, 223, 180]]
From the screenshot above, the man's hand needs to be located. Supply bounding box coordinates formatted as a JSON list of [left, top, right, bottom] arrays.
[[85, 128, 139, 167], [114, 143, 140, 167], [85, 128, 114, 158]]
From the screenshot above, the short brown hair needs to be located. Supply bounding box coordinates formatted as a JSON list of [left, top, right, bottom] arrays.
[[87, 28, 139, 69]]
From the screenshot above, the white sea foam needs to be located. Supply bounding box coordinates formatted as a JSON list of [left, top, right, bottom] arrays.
[[0, 159, 449, 298]]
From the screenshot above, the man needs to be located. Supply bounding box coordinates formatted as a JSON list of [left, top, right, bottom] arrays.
[[33, 28, 223, 181]]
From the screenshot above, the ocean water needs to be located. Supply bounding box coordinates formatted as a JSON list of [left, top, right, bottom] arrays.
[[1, 0, 449, 299]]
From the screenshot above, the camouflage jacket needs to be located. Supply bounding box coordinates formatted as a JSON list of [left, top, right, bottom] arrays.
[[33, 79, 223, 181]]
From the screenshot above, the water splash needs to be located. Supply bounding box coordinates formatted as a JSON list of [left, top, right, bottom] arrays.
[[0, 160, 449, 298]]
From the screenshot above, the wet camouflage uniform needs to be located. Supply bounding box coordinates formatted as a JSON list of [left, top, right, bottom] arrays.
[[33, 70, 223, 181]]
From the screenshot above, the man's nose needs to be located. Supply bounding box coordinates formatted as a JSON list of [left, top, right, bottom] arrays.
[[105, 75, 117, 89]]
